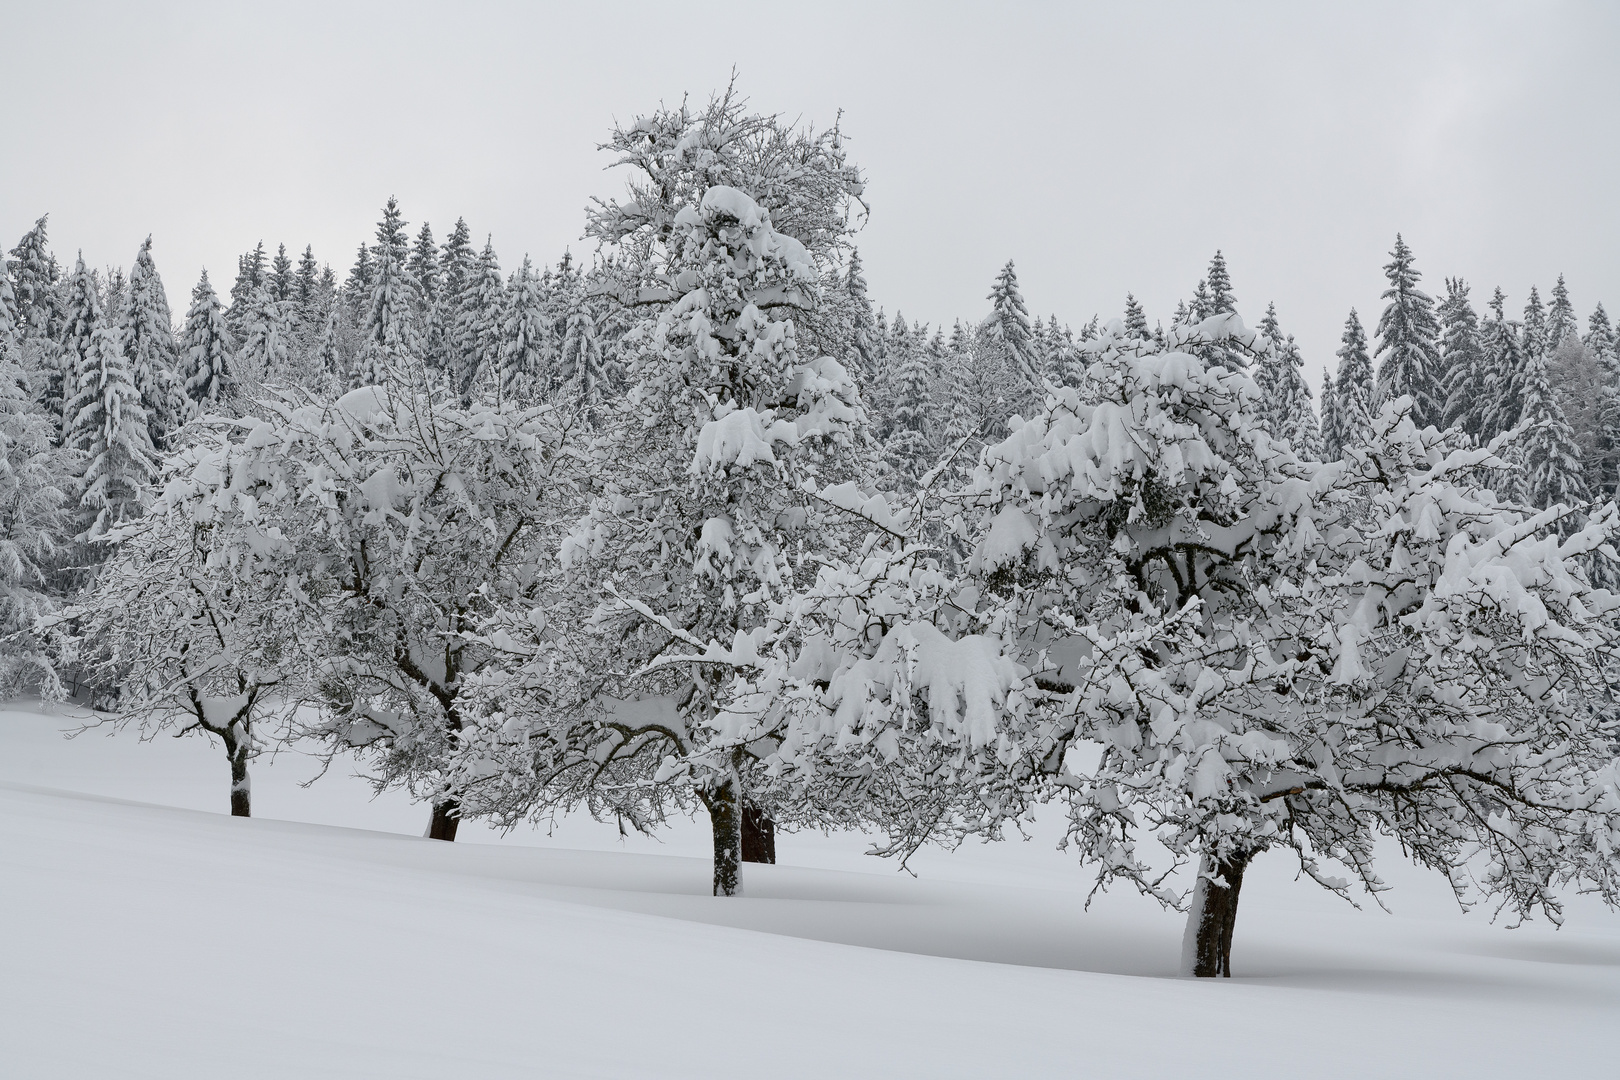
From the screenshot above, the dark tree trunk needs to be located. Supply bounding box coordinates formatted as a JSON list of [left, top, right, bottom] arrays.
[[1189, 850, 1253, 977], [741, 799, 775, 864], [702, 780, 742, 896], [223, 731, 251, 818], [428, 797, 461, 841]]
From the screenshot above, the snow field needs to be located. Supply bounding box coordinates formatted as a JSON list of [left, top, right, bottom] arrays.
[[3, 701, 1618, 1079]]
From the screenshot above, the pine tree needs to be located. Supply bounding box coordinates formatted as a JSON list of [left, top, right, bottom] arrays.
[[235, 284, 291, 385], [1438, 277, 1487, 440], [556, 278, 606, 417], [314, 305, 344, 389], [1334, 308, 1375, 452], [1518, 351, 1587, 513], [64, 319, 153, 536], [1481, 290, 1530, 442], [845, 248, 878, 383], [1522, 286, 1547, 359], [1319, 366, 1342, 460], [122, 237, 186, 449], [270, 243, 294, 302], [360, 196, 424, 381], [294, 244, 321, 314], [498, 256, 547, 403], [1590, 305, 1620, 498], [226, 241, 267, 342], [1373, 235, 1443, 427], [1256, 302, 1285, 426], [53, 256, 105, 442], [986, 260, 1039, 413], [8, 215, 57, 341], [410, 222, 440, 311], [1123, 294, 1148, 339], [1205, 251, 1235, 315], [179, 271, 235, 411], [881, 322, 936, 491], [1546, 274, 1577, 350], [1583, 303, 1615, 357], [452, 239, 505, 400]]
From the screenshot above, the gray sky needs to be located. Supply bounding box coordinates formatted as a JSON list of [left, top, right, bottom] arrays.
[[3, 1, 1617, 392]]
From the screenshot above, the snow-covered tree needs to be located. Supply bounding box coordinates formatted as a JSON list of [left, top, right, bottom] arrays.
[[1522, 285, 1548, 359], [179, 271, 236, 412], [1519, 350, 1588, 512], [1333, 309, 1374, 452], [1318, 366, 1342, 460], [1123, 294, 1148, 339], [1546, 274, 1577, 350], [555, 276, 607, 417], [499, 256, 549, 404], [451, 239, 504, 400], [54, 256, 105, 442], [409, 222, 440, 313], [1480, 293, 1530, 442], [881, 317, 936, 491], [985, 260, 1040, 414], [63, 316, 153, 537], [234, 284, 291, 386], [226, 241, 267, 343], [121, 237, 186, 450], [1438, 277, 1487, 440], [359, 197, 425, 383], [1373, 235, 1443, 427], [270, 243, 294, 302]]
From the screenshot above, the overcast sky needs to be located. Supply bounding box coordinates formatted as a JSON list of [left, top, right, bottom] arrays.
[[3, 1, 1617, 391]]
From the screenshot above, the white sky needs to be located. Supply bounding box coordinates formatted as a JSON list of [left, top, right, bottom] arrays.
[[3, 1, 1617, 392]]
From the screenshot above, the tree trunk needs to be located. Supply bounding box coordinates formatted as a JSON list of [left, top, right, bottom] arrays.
[[223, 732, 251, 818], [1182, 849, 1253, 977], [702, 779, 742, 896], [427, 797, 461, 841], [741, 799, 775, 864]]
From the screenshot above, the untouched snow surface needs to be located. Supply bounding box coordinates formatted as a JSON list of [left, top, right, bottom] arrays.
[[3, 700, 1618, 1078]]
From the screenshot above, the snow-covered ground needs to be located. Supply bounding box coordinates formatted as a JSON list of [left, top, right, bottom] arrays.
[[3, 699, 1617, 1079]]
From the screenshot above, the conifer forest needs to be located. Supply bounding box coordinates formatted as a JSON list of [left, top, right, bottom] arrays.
[[3, 13, 1619, 1076]]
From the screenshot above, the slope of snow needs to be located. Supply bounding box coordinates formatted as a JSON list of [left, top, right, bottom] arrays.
[[3, 699, 1618, 1079]]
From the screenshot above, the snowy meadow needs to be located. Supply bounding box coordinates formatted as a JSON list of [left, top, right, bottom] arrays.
[[4, 83, 1620, 1077]]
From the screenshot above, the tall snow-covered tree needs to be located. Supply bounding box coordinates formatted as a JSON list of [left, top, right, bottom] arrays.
[[499, 256, 549, 404], [1318, 366, 1342, 460], [1438, 277, 1487, 440], [845, 248, 878, 384], [409, 222, 440, 312], [1480, 292, 1530, 442], [1546, 274, 1576, 350], [235, 284, 291, 386], [9, 215, 58, 343], [881, 317, 936, 491], [294, 244, 321, 316], [555, 277, 606, 417], [122, 237, 186, 449], [1123, 294, 1148, 339], [359, 196, 425, 384], [180, 270, 236, 411], [1522, 285, 1548, 358], [226, 241, 267, 342], [64, 318, 153, 536], [53, 256, 105, 442], [1333, 309, 1374, 452], [1373, 235, 1443, 427], [1518, 351, 1588, 512], [270, 243, 294, 302], [985, 260, 1039, 414], [451, 239, 505, 400]]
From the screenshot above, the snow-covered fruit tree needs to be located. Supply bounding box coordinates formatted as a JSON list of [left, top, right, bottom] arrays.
[[152, 382, 584, 839], [59, 499, 301, 816], [461, 185, 866, 895], [948, 317, 1620, 977]]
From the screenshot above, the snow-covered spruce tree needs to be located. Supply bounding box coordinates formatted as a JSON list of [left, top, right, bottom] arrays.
[[1333, 308, 1375, 453], [64, 316, 154, 537], [431, 218, 475, 374], [269, 243, 293, 303], [1373, 235, 1443, 427], [1584, 302, 1615, 358], [451, 239, 504, 401], [881, 315, 936, 492], [499, 256, 549, 404], [63, 502, 299, 816], [0, 304, 76, 697], [358, 197, 424, 385], [985, 260, 1040, 417], [1480, 292, 1529, 443], [54, 256, 105, 443], [9, 215, 58, 343], [179, 271, 236, 413], [1318, 366, 1342, 461], [225, 241, 267, 344], [156, 383, 583, 838], [409, 221, 439, 314], [1518, 351, 1588, 513], [1590, 305, 1620, 498], [1522, 285, 1548, 360], [232, 284, 290, 388], [293, 244, 321, 319], [466, 185, 865, 895], [935, 318, 1620, 977], [555, 274, 607, 419], [121, 237, 187, 450], [844, 248, 879, 385], [1438, 277, 1487, 441], [1545, 331, 1606, 500], [1546, 274, 1577, 350]]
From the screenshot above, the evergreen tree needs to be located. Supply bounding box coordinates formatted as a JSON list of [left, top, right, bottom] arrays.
[[343, 242, 375, 324], [294, 244, 321, 314], [498, 255, 547, 403], [64, 318, 153, 536], [1518, 351, 1587, 513], [314, 306, 344, 389], [1438, 277, 1487, 440], [122, 236, 186, 449], [845, 248, 878, 383], [1583, 303, 1614, 357], [1205, 250, 1235, 315], [985, 260, 1039, 413], [270, 243, 294, 302], [226, 241, 267, 342], [1373, 234, 1443, 427], [360, 196, 424, 381], [881, 321, 936, 491], [1590, 306, 1620, 498], [235, 284, 291, 385], [8, 215, 57, 341], [53, 256, 105, 442], [179, 270, 235, 411], [452, 239, 505, 400], [1546, 274, 1576, 349], [1123, 293, 1148, 339], [1481, 290, 1530, 442], [556, 278, 606, 417], [1334, 308, 1375, 452], [1319, 366, 1342, 460], [1256, 302, 1285, 419], [410, 222, 440, 310], [1522, 286, 1547, 358]]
